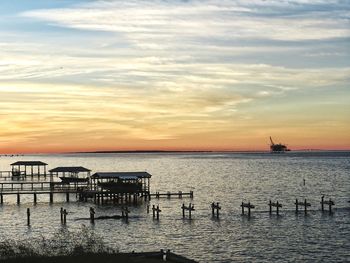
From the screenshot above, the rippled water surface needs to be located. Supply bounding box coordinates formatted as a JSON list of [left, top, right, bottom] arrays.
[[0, 152, 349, 262]]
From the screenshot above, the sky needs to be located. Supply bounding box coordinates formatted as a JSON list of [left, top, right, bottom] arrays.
[[0, 0, 349, 153]]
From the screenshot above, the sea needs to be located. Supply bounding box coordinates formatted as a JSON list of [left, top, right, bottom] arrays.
[[0, 151, 349, 262]]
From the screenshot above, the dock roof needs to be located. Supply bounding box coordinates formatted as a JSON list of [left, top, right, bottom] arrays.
[[11, 161, 48, 166], [92, 172, 152, 180], [49, 166, 91, 173]]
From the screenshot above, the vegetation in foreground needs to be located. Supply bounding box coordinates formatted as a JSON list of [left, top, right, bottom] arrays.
[[0, 226, 116, 260]]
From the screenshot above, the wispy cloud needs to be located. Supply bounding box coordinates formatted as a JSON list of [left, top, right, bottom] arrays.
[[0, 0, 349, 152]]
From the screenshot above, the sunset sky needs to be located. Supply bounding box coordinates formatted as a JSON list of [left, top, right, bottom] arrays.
[[0, 0, 349, 153]]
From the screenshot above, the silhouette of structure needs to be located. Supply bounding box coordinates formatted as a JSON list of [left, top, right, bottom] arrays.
[[269, 137, 290, 153]]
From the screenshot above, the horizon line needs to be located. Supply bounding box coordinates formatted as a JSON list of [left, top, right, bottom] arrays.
[[1, 148, 350, 155]]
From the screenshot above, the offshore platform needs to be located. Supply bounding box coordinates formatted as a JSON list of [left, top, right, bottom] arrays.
[[269, 137, 290, 153]]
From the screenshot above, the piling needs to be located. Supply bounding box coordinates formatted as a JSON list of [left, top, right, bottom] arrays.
[[152, 205, 161, 220], [295, 198, 311, 215], [122, 206, 130, 222], [90, 207, 95, 224], [182, 203, 195, 219], [320, 196, 334, 214], [33, 193, 37, 204], [27, 208, 31, 226], [17, 193, 20, 204], [240, 202, 255, 218], [66, 193, 70, 202], [211, 202, 221, 218], [49, 193, 53, 203], [268, 200, 282, 216], [0, 193, 3, 204], [60, 207, 63, 223], [63, 209, 67, 224]]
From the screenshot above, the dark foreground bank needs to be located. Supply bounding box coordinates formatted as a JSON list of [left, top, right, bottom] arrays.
[[1, 251, 197, 263], [0, 227, 197, 263]]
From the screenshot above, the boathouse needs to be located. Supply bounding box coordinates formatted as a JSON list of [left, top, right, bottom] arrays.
[[49, 166, 91, 183], [11, 161, 48, 178], [91, 172, 151, 194]]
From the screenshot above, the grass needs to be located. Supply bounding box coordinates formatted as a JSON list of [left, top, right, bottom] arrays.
[[0, 226, 196, 262]]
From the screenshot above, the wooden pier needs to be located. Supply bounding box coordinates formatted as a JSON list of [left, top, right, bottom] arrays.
[[150, 191, 193, 199]]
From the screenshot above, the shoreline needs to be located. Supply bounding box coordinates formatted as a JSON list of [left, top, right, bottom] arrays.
[[1, 251, 198, 263]]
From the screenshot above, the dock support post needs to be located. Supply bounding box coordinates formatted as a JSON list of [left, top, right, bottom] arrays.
[[321, 196, 324, 212], [49, 193, 53, 204], [17, 193, 20, 204], [60, 207, 63, 223], [90, 207, 95, 224], [182, 203, 185, 218], [156, 205, 160, 220], [1, 193, 3, 204], [66, 193, 70, 202], [27, 208, 31, 226], [63, 209, 67, 224], [269, 200, 272, 214], [295, 199, 299, 213], [34, 193, 37, 204], [241, 202, 244, 215], [147, 204, 150, 214], [248, 202, 251, 218], [152, 205, 155, 218], [188, 203, 192, 219]]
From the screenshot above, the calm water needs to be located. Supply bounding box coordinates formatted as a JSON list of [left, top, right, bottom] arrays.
[[0, 152, 349, 262]]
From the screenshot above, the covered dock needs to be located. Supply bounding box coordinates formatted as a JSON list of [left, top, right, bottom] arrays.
[[91, 172, 151, 194], [11, 161, 48, 178], [49, 166, 91, 183]]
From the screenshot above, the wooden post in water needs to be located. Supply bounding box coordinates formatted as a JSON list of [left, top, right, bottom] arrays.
[[295, 199, 299, 213], [188, 203, 194, 219], [122, 206, 129, 222], [304, 199, 308, 215], [17, 193, 20, 204], [66, 193, 70, 203], [156, 205, 161, 220], [328, 199, 334, 214], [49, 193, 53, 204], [269, 200, 272, 214], [321, 197, 334, 214], [211, 202, 221, 218], [0, 193, 3, 204], [182, 203, 185, 218], [152, 205, 161, 220], [27, 208, 30, 226], [60, 207, 63, 223], [34, 193, 37, 204], [63, 209, 67, 224], [90, 207, 95, 224], [147, 204, 150, 214], [241, 202, 255, 218], [248, 202, 252, 217]]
